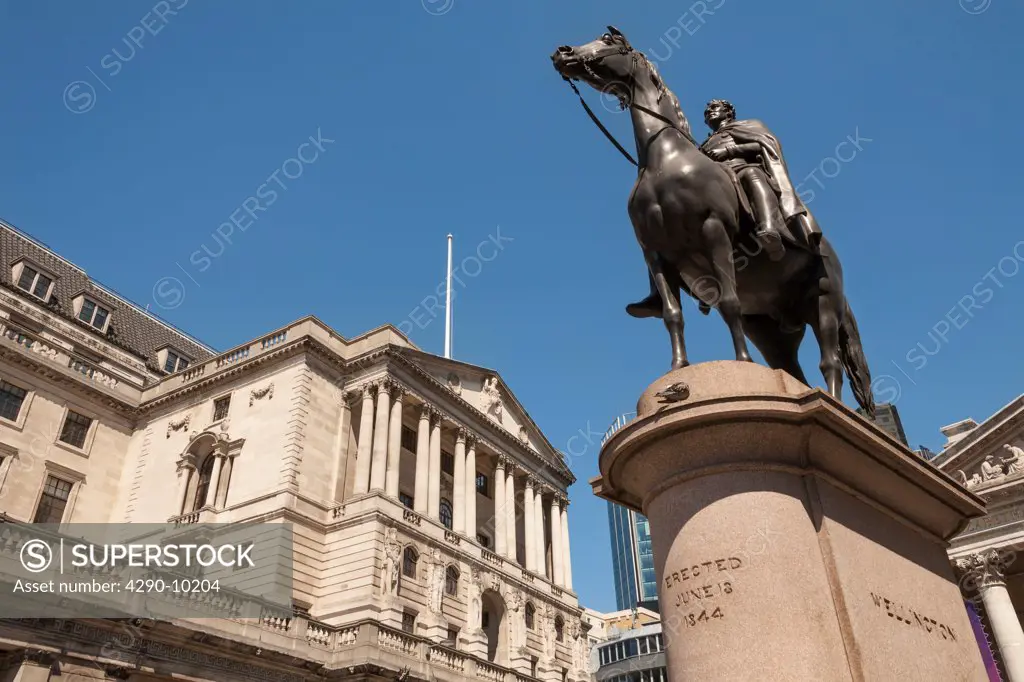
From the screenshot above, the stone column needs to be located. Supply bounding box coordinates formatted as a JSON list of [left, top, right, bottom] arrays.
[[958, 550, 1024, 681], [184, 457, 201, 512], [414, 404, 431, 514], [427, 411, 442, 520], [207, 453, 225, 509], [369, 380, 392, 491], [385, 385, 403, 497], [524, 477, 537, 572], [494, 456, 507, 556], [534, 486, 547, 577], [561, 499, 573, 590], [453, 428, 467, 534], [174, 459, 193, 516], [465, 437, 478, 540], [385, 386, 404, 497], [353, 384, 375, 494], [550, 493, 565, 586], [506, 464, 518, 562]]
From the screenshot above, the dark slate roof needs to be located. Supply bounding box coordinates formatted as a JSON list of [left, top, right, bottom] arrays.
[[0, 220, 215, 374]]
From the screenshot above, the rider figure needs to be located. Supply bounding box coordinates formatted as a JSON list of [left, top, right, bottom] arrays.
[[626, 99, 823, 318]]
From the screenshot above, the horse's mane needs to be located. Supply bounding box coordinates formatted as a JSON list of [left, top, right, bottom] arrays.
[[638, 53, 697, 146]]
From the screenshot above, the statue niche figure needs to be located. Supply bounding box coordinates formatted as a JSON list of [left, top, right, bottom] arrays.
[[551, 26, 874, 415]]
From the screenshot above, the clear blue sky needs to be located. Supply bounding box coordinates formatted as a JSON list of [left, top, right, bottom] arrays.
[[1, 0, 1022, 613]]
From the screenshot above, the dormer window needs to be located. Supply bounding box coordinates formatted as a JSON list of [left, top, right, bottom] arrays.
[[157, 346, 192, 374], [77, 298, 110, 331], [164, 350, 189, 374], [14, 262, 54, 302]]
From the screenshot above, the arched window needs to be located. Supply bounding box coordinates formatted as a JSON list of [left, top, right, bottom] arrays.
[[445, 565, 459, 596], [439, 498, 453, 529], [525, 602, 536, 630], [555, 615, 564, 642], [403, 547, 419, 579], [193, 455, 216, 511]]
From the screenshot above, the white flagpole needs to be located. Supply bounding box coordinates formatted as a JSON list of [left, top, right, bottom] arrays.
[[445, 233, 453, 359]]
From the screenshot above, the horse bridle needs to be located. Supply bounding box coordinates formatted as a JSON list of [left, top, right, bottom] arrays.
[[561, 42, 691, 168]]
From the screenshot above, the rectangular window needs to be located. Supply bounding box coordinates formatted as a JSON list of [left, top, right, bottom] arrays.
[[399, 492, 414, 509], [213, 396, 231, 421], [0, 380, 28, 421], [530, 657, 538, 678], [77, 299, 110, 330], [476, 472, 489, 497], [401, 425, 417, 451], [402, 611, 416, 634], [33, 475, 73, 523], [164, 350, 190, 374], [447, 626, 459, 644], [17, 265, 53, 301], [441, 450, 454, 475], [58, 410, 92, 449]]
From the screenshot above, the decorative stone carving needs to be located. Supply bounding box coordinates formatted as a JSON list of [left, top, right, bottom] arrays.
[[542, 604, 556, 662], [446, 372, 462, 396], [428, 547, 445, 615], [981, 454, 1005, 482], [166, 414, 191, 438], [956, 548, 1017, 602], [519, 426, 529, 444], [381, 526, 401, 598], [250, 382, 274, 406], [572, 618, 588, 673], [506, 588, 525, 653], [482, 376, 503, 424], [468, 568, 484, 632], [1002, 444, 1024, 475]]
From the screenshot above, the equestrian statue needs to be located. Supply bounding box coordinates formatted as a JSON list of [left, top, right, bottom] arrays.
[[551, 26, 874, 415]]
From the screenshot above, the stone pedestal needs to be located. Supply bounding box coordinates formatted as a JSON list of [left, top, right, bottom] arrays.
[[594, 361, 989, 681], [461, 628, 488, 659]]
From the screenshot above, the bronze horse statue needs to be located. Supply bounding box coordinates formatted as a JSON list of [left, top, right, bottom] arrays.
[[551, 26, 875, 415]]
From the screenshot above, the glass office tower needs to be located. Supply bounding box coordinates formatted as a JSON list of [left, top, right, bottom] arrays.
[[608, 502, 659, 612]]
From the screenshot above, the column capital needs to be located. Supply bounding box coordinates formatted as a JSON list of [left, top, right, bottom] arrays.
[[360, 382, 376, 399], [374, 376, 399, 396], [456, 427, 468, 444], [956, 548, 1014, 592], [525, 475, 538, 490], [420, 403, 440, 420], [495, 455, 508, 472], [390, 383, 406, 401]]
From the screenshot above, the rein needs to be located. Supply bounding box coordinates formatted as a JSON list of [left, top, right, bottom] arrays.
[[562, 49, 694, 168]]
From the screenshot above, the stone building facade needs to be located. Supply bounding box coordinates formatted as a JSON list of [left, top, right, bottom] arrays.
[[935, 397, 1024, 681], [0, 222, 588, 682]]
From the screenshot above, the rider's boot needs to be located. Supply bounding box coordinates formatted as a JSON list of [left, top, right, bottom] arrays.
[[626, 272, 663, 318]]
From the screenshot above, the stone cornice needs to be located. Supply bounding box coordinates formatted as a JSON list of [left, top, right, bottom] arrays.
[[0, 344, 140, 419]]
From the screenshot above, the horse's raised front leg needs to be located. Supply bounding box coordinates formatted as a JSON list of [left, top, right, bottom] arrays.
[[702, 217, 753, 362], [644, 251, 687, 369]]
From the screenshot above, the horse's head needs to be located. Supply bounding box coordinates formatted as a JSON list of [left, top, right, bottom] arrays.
[[551, 26, 636, 104]]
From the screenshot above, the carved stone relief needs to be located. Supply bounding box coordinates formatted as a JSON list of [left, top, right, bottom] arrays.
[[482, 376, 503, 424], [166, 414, 191, 439], [446, 372, 462, 396], [381, 526, 401, 598], [250, 382, 274, 406], [954, 442, 1024, 491]]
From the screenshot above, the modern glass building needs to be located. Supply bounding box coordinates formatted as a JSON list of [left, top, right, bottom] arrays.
[[608, 502, 659, 612]]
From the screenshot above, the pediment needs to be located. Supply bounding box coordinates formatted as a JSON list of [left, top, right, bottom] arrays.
[[401, 350, 543, 454], [948, 437, 1024, 496]]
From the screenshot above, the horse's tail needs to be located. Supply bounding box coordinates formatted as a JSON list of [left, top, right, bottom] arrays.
[[839, 298, 875, 417]]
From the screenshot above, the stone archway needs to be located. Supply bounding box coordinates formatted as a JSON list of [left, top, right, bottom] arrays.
[[481, 588, 507, 665]]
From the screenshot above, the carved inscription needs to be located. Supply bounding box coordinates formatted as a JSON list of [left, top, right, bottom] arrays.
[[665, 556, 743, 624], [869, 592, 958, 643]]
